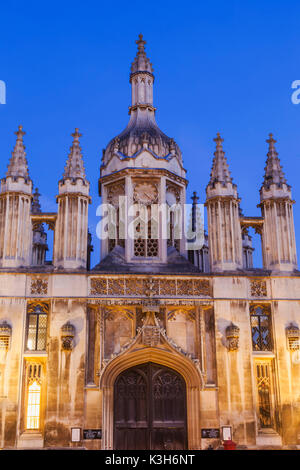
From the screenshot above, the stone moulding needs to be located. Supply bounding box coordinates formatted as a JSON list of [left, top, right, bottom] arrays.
[[89, 276, 212, 298], [88, 298, 213, 307]]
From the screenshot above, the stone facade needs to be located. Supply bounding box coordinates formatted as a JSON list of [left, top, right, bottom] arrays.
[[0, 35, 300, 450]]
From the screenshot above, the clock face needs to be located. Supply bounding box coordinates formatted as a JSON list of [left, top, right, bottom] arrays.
[[133, 182, 158, 205]]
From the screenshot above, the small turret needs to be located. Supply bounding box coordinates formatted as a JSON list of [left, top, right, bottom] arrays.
[[205, 134, 242, 272], [53, 129, 91, 269], [0, 126, 33, 267], [259, 134, 297, 271]]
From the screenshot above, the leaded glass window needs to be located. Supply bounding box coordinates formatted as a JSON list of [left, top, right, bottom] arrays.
[[26, 381, 41, 429], [26, 362, 43, 430], [250, 305, 273, 351], [26, 305, 48, 351], [256, 362, 273, 428]]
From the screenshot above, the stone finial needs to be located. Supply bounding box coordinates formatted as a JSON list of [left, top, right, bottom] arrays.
[[191, 191, 199, 233], [208, 133, 233, 187], [6, 125, 30, 179], [63, 128, 87, 181], [191, 191, 199, 206], [131, 34, 153, 75], [136, 33, 146, 53], [262, 133, 288, 189], [31, 188, 42, 214]]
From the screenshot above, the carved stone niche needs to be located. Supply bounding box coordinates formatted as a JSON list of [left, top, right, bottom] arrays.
[[61, 321, 76, 351], [286, 324, 300, 351], [0, 321, 12, 351], [226, 323, 240, 351]]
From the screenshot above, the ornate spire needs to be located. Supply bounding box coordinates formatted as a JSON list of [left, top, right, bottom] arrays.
[[6, 125, 30, 179], [131, 34, 153, 76], [208, 133, 233, 187], [31, 187, 42, 214], [262, 133, 288, 189], [63, 128, 87, 180]]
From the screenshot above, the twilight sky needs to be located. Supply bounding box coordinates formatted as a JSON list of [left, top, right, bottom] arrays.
[[0, 0, 300, 267]]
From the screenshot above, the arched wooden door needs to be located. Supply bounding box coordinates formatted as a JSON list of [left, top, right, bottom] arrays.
[[113, 362, 187, 450]]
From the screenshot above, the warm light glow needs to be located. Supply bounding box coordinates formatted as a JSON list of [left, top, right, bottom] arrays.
[[26, 381, 41, 430]]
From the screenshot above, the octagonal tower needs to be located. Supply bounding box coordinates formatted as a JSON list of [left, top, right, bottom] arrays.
[[99, 35, 188, 266]]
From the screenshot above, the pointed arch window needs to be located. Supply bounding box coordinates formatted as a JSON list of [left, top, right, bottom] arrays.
[[250, 305, 273, 351], [26, 303, 48, 351], [24, 362, 43, 431]]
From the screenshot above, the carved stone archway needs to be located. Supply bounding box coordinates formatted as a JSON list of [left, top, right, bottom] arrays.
[[100, 347, 203, 450]]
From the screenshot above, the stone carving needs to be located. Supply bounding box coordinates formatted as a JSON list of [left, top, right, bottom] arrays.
[[142, 325, 161, 346], [103, 309, 115, 321], [177, 280, 193, 296], [286, 324, 300, 351], [108, 279, 125, 295], [125, 278, 144, 296], [90, 278, 107, 296], [61, 321, 76, 351], [159, 279, 177, 296], [107, 181, 125, 206], [166, 182, 181, 203], [27, 301, 49, 314], [89, 276, 213, 298], [193, 280, 212, 297], [144, 278, 159, 297], [103, 307, 134, 321], [30, 278, 48, 295], [100, 311, 204, 389], [226, 323, 240, 351], [112, 137, 120, 153], [250, 279, 267, 297], [168, 308, 196, 322], [133, 182, 158, 204]]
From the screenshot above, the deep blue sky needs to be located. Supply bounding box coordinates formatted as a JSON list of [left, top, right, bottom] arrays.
[[1, 0, 300, 267]]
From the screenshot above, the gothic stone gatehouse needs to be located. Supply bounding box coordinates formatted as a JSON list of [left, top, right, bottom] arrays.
[[0, 36, 300, 450]]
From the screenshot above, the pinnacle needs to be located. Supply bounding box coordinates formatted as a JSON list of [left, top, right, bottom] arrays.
[[262, 133, 287, 189], [131, 34, 153, 75], [136, 34, 146, 54], [63, 128, 87, 181], [6, 125, 30, 179], [208, 133, 233, 187]]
